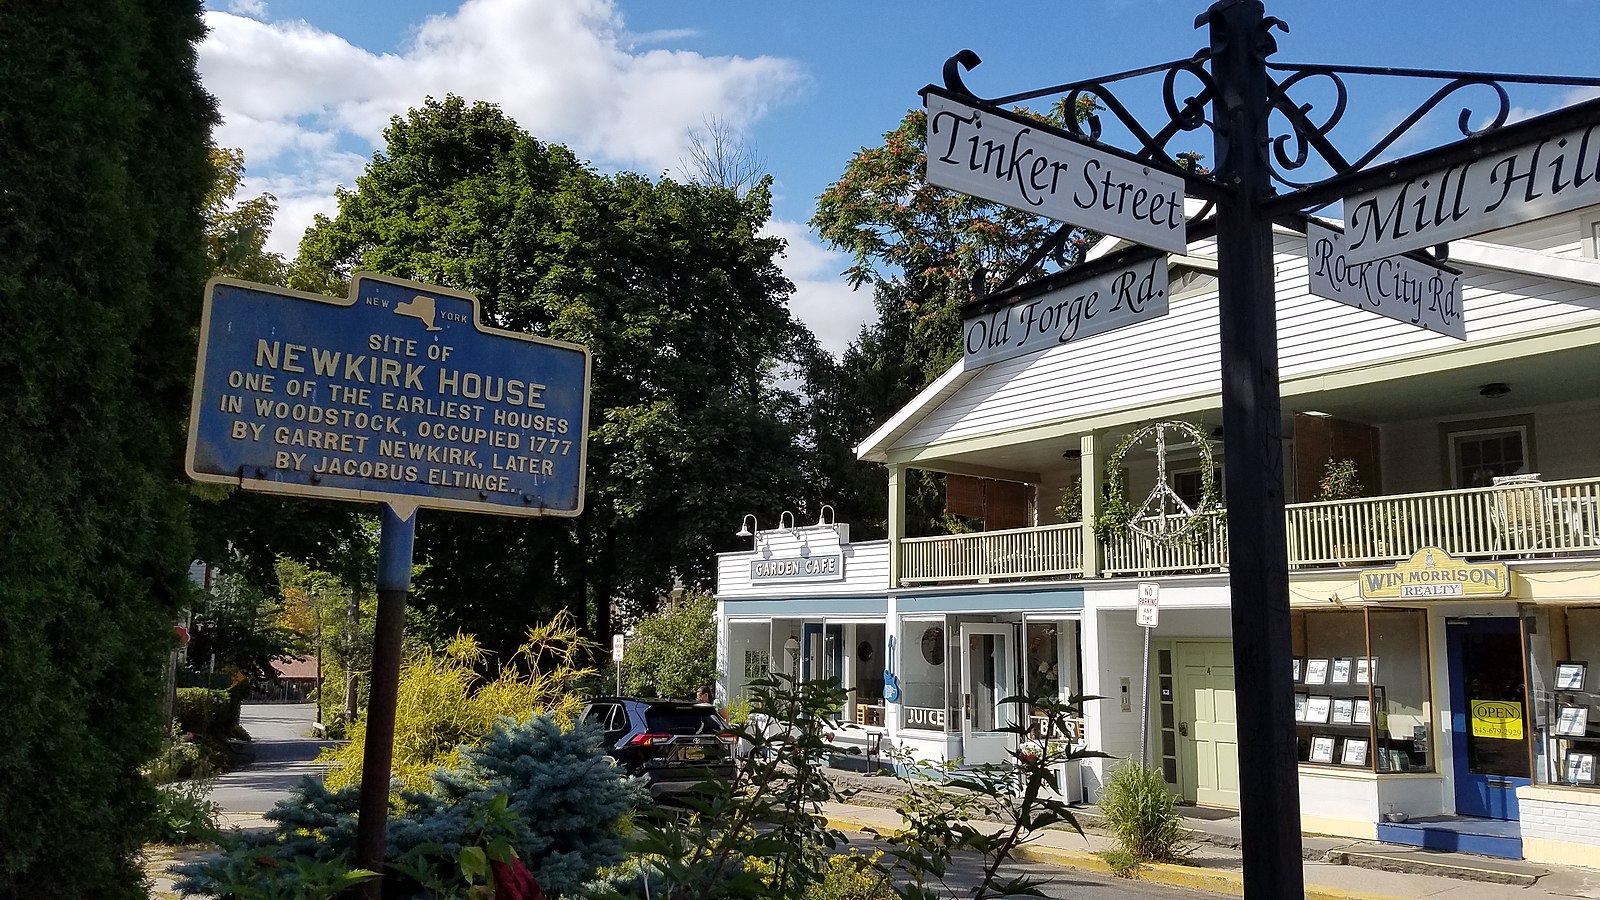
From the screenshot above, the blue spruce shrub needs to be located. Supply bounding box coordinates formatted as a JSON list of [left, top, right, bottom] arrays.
[[177, 715, 641, 898]]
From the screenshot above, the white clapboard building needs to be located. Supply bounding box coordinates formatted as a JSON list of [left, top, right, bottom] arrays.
[[716, 203, 1600, 867]]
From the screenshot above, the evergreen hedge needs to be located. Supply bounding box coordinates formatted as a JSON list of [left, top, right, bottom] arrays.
[[0, 1, 215, 896]]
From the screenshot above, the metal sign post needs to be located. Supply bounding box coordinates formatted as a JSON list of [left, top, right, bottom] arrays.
[[185, 272, 591, 900], [612, 633, 625, 694], [354, 503, 415, 888], [916, 1, 1600, 894], [1137, 582, 1160, 768]]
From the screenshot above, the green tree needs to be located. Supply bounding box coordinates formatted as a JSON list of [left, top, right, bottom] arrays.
[[620, 593, 717, 699], [204, 147, 289, 284], [811, 105, 1094, 382], [0, 1, 216, 895], [290, 95, 812, 657]]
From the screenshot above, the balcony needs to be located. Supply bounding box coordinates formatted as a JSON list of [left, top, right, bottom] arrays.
[[898, 476, 1600, 586]]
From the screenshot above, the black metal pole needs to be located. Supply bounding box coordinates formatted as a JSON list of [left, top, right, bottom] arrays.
[[1205, 1, 1305, 896], [355, 504, 416, 899]]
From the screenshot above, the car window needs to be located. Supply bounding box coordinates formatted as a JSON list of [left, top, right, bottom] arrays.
[[644, 705, 721, 735]]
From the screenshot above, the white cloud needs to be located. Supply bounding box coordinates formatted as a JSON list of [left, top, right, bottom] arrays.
[[199, 0, 807, 254], [765, 219, 874, 358]]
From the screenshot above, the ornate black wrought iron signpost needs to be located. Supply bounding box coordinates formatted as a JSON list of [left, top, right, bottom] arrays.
[[927, 1, 1600, 894]]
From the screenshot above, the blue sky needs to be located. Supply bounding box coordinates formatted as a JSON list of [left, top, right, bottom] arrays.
[[199, 0, 1599, 354]]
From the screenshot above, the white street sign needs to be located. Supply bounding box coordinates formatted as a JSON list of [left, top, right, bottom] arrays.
[[611, 633, 625, 662], [1304, 222, 1465, 339], [1137, 582, 1160, 628], [964, 252, 1169, 366], [1342, 120, 1600, 264], [924, 91, 1188, 255]]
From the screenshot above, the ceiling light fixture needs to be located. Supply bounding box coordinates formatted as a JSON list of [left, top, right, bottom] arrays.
[[1480, 382, 1511, 398]]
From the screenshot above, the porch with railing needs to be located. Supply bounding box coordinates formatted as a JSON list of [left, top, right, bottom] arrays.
[[897, 476, 1600, 586]]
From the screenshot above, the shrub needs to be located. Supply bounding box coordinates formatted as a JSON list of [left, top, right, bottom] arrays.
[[1097, 762, 1185, 862], [619, 594, 716, 699], [319, 613, 594, 795], [176, 714, 639, 898], [145, 725, 218, 784], [803, 851, 894, 900], [175, 687, 238, 740], [150, 779, 221, 846]]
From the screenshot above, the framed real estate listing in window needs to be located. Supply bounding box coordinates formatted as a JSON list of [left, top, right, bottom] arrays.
[[1567, 752, 1597, 785], [1305, 695, 1333, 724], [1309, 735, 1336, 765], [1341, 738, 1369, 768], [1293, 657, 1303, 683], [1331, 698, 1355, 725], [1556, 661, 1587, 692], [1352, 698, 1372, 726], [1294, 693, 1309, 722], [1330, 658, 1352, 685], [1355, 656, 1375, 685], [1305, 658, 1330, 686], [1556, 706, 1590, 737]]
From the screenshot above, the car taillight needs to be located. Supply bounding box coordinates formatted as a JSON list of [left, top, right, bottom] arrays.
[[718, 733, 737, 744], [628, 733, 672, 747]]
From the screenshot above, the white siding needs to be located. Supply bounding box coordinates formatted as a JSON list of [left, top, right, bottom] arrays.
[[894, 234, 1600, 453], [1479, 210, 1585, 257], [1380, 399, 1600, 493], [716, 534, 890, 599]]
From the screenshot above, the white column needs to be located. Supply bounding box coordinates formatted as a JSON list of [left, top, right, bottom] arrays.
[[888, 463, 907, 588], [1080, 433, 1103, 578]]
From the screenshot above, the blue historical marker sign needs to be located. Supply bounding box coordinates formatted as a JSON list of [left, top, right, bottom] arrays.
[[187, 273, 590, 517]]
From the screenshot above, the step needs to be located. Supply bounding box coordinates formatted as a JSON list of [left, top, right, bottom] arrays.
[[1330, 847, 1545, 886], [1375, 816, 1523, 860]]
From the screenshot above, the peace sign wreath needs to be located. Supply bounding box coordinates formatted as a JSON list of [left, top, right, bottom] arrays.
[[1095, 421, 1220, 545]]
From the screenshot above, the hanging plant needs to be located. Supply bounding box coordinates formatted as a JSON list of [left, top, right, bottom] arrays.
[[1092, 421, 1220, 545]]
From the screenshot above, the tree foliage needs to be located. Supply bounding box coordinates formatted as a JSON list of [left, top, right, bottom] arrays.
[[0, 1, 216, 894], [204, 147, 289, 284], [290, 95, 812, 656], [811, 105, 1095, 382], [619, 593, 717, 699]]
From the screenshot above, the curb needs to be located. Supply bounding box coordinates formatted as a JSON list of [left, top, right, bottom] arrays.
[[823, 814, 1412, 900]]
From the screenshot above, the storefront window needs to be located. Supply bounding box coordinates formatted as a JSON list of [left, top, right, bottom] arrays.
[[899, 619, 952, 731], [1368, 609, 1433, 773], [1290, 608, 1432, 772], [1024, 620, 1082, 742], [1526, 606, 1600, 788], [727, 621, 773, 702], [853, 624, 886, 727]]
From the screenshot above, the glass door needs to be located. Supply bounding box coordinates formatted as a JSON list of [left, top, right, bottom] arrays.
[[1448, 617, 1530, 819], [960, 623, 1019, 765]]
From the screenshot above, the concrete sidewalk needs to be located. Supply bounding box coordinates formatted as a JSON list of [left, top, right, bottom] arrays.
[[820, 798, 1600, 899]]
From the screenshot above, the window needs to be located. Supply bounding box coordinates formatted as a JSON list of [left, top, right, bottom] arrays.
[[1525, 606, 1600, 788], [1290, 608, 1433, 772], [1450, 427, 1529, 488], [1172, 467, 1221, 511]]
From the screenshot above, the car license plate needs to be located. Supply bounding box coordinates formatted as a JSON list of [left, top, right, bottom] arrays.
[[682, 747, 705, 761]]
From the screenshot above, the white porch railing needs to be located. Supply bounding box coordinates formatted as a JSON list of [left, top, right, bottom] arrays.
[[896, 477, 1600, 585], [899, 523, 1084, 585], [1101, 509, 1229, 577], [1287, 476, 1600, 567]]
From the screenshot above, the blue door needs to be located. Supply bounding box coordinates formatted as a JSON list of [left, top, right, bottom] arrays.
[[1447, 618, 1530, 819]]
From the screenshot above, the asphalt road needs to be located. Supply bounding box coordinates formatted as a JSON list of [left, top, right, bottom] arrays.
[[209, 702, 336, 816]]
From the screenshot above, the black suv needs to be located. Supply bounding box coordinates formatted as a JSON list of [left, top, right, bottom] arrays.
[[581, 697, 736, 797]]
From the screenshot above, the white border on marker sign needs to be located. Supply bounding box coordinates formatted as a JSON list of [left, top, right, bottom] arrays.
[[611, 634, 625, 662]]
